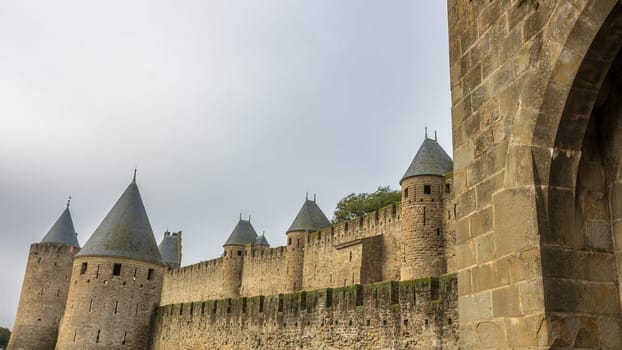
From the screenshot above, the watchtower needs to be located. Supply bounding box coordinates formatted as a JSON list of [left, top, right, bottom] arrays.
[[55, 175, 164, 349], [222, 217, 257, 298], [8, 202, 80, 350], [285, 196, 331, 292], [399, 134, 453, 280]]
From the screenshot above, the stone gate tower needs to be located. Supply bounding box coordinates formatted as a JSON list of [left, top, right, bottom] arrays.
[[8, 203, 80, 350], [400, 135, 453, 280], [55, 175, 164, 349]]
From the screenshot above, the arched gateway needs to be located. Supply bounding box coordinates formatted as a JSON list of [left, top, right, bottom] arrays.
[[449, 0, 622, 348]]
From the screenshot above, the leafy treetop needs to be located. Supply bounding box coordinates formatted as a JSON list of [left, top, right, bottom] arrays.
[[332, 186, 401, 223], [0, 327, 10, 347]]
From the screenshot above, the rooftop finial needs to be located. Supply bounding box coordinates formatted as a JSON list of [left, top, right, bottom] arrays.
[[306, 192, 309, 201], [132, 168, 137, 184], [66, 195, 71, 209], [240, 213, 242, 220], [313, 193, 316, 202], [248, 214, 251, 222], [435, 130, 437, 141], [425, 126, 428, 139]]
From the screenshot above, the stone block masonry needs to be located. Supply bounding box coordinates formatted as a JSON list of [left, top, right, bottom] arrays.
[[151, 274, 459, 350]]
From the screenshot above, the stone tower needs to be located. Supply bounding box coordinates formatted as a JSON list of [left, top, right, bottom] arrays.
[[158, 231, 182, 270], [285, 196, 331, 292], [400, 135, 453, 280], [222, 218, 257, 298], [55, 176, 164, 349], [8, 203, 80, 350]]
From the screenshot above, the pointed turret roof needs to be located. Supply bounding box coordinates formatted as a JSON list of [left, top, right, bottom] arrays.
[[159, 231, 181, 267], [223, 219, 258, 246], [41, 205, 80, 247], [287, 198, 331, 233], [255, 233, 270, 247], [76, 177, 162, 264], [401, 137, 453, 183]]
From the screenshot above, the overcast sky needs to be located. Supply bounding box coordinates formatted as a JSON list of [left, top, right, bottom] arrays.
[[0, 1, 451, 328]]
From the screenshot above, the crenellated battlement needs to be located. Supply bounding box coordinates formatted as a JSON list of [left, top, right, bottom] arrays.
[[152, 275, 458, 349]]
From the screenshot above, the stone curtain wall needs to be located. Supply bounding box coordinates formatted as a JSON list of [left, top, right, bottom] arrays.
[[8, 243, 78, 350], [240, 245, 289, 296], [160, 257, 225, 304], [161, 203, 405, 305], [151, 275, 459, 350]]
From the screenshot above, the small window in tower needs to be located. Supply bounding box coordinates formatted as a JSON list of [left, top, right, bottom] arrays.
[[237, 250, 242, 257], [112, 263, 122, 276], [288, 238, 292, 245], [224, 251, 227, 257], [147, 268, 154, 281], [424, 185, 431, 194], [80, 262, 88, 275], [445, 184, 451, 193], [404, 188, 409, 198]]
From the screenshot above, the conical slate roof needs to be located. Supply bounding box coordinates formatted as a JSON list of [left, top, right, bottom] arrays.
[[76, 179, 162, 264], [287, 199, 331, 233], [159, 232, 181, 267], [223, 219, 258, 246], [401, 137, 453, 183], [255, 233, 270, 247], [41, 206, 80, 247]]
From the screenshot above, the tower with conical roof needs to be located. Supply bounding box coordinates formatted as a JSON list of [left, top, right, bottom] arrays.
[[159, 230, 182, 270], [9, 201, 80, 350], [285, 196, 331, 292], [222, 217, 257, 298], [400, 134, 453, 280], [55, 175, 164, 350]]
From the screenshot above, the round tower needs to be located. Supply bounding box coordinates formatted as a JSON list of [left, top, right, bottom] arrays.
[[55, 175, 164, 349], [285, 195, 331, 292], [399, 135, 453, 280], [9, 202, 80, 350], [222, 217, 256, 298]]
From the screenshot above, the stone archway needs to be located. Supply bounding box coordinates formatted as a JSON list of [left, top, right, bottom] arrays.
[[448, 0, 622, 348], [540, 6, 622, 347]]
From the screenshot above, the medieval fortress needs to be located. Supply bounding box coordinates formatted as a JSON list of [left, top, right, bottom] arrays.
[[9, 0, 622, 348], [8, 136, 458, 350]]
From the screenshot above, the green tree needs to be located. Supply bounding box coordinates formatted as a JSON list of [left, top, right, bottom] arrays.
[[332, 186, 401, 223], [0, 327, 10, 347]]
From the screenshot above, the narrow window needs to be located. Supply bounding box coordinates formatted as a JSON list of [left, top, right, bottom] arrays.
[[80, 262, 88, 275], [201, 302, 205, 315], [224, 251, 227, 257], [448, 318, 453, 324], [89, 299, 93, 312], [403, 188, 409, 198], [288, 238, 292, 245], [147, 268, 154, 281], [114, 301, 119, 314], [95, 265, 100, 278], [445, 184, 451, 193], [424, 185, 431, 194], [423, 207, 426, 226], [135, 303, 139, 316], [133, 268, 137, 278], [349, 251, 352, 262], [112, 263, 121, 276], [122, 331, 127, 345], [237, 250, 242, 257], [437, 228, 441, 236], [73, 329, 77, 342], [96, 330, 100, 343], [404, 319, 409, 326]]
